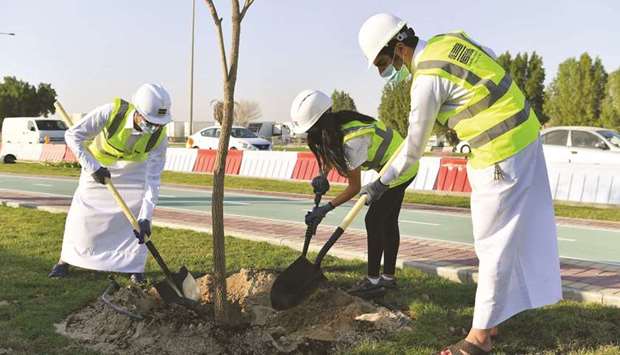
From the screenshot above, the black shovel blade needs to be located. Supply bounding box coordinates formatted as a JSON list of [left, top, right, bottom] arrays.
[[154, 266, 199, 304], [270, 256, 327, 310]]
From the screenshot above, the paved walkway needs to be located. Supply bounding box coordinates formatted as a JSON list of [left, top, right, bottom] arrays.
[[1, 189, 620, 307]]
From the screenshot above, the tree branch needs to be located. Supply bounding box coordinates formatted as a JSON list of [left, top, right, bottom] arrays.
[[239, 0, 255, 21], [204, 0, 229, 81]]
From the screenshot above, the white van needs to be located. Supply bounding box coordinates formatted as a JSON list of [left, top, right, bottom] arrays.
[[1, 117, 68, 163]]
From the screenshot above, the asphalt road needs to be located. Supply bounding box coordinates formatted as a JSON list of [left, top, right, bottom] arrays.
[[1, 173, 619, 264]]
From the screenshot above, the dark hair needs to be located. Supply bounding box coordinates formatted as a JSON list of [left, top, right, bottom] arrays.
[[378, 26, 419, 58], [307, 110, 375, 177]]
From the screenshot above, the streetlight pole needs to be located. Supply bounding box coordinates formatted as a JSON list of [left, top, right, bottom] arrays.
[[188, 0, 196, 137]]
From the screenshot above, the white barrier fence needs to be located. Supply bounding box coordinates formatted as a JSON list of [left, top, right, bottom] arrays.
[[4, 144, 620, 206], [547, 163, 620, 205], [163, 148, 198, 173], [239, 151, 298, 179], [411, 156, 441, 191]]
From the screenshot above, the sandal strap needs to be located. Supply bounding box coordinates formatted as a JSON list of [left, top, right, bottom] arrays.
[[459, 340, 491, 355], [444, 340, 490, 355]]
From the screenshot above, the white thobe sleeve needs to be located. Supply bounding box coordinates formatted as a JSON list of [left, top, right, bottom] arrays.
[[138, 137, 167, 221], [380, 75, 447, 185], [64, 103, 114, 173]]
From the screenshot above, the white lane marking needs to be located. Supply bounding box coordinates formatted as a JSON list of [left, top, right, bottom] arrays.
[[224, 201, 250, 205], [400, 220, 440, 226], [557, 223, 620, 233], [0, 188, 71, 197], [557, 237, 576, 242], [34, 183, 53, 187], [159, 194, 177, 198]]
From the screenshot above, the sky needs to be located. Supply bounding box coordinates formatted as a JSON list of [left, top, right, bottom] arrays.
[[2, 0, 619, 125]]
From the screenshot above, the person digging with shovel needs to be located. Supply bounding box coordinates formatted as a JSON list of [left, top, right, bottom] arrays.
[[48, 83, 171, 284], [290, 89, 418, 299]]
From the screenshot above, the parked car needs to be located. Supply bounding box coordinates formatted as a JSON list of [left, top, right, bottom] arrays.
[[1, 117, 68, 163], [189, 125, 272, 151], [247, 121, 291, 144], [1, 116, 67, 145], [540, 126, 620, 165]]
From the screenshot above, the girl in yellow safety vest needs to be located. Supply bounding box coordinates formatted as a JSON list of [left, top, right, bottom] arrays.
[[290, 89, 417, 297]]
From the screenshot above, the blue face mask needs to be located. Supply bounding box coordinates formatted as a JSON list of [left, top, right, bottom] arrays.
[[380, 63, 411, 84], [379, 50, 411, 85]]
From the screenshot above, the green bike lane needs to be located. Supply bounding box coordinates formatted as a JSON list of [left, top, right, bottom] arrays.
[[1, 173, 619, 264]]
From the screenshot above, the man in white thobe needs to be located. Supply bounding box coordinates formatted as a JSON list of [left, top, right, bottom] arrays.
[[358, 14, 562, 354], [48, 83, 171, 284]]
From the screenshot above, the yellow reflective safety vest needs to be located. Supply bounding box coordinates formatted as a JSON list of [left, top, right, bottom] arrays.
[[341, 120, 418, 187], [414, 31, 540, 168], [89, 98, 167, 166]]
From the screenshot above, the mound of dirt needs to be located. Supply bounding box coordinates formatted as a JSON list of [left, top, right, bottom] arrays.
[[56, 269, 411, 354]]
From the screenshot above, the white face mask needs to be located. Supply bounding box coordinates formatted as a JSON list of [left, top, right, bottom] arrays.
[[137, 117, 160, 134]]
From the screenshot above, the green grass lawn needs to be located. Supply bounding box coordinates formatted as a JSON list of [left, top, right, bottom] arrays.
[[1, 206, 619, 354], [1, 162, 619, 222]]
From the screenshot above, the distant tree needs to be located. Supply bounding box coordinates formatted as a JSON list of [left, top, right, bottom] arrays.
[[331, 90, 357, 112], [601, 69, 620, 131], [210, 99, 224, 124], [0, 76, 57, 127], [234, 100, 261, 126], [378, 80, 410, 137], [544, 53, 607, 127], [377, 80, 458, 145], [210, 99, 260, 127], [497, 51, 547, 124]]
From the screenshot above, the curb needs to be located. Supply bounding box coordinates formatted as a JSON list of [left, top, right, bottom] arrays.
[[2, 199, 619, 308]]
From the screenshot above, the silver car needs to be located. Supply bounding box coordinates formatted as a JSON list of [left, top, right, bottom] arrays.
[[540, 126, 620, 165]]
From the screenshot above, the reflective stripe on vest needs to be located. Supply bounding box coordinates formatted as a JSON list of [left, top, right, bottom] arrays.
[[105, 100, 130, 138], [469, 101, 531, 148], [343, 123, 393, 170], [418, 60, 514, 130], [366, 127, 393, 170]]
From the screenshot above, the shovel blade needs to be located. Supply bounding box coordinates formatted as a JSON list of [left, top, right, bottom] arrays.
[[270, 256, 326, 310], [154, 266, 200, 304]]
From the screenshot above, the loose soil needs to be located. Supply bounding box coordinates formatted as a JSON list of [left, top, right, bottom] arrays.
[[56, 269, 411, 354]]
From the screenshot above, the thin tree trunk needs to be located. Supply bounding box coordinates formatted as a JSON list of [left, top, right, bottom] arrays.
[[204, 0, 254, 325], [211, 81, 235, 324]]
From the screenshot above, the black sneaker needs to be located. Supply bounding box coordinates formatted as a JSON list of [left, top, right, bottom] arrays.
[[129, 273, 146, 285], [378, 277, 397, 289], [348, 278, 385, 298], [48, 263, 69, 278]]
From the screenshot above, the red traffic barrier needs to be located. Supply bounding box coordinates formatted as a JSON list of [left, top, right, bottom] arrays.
[[41, 144, 67, 163], [434, 157, 471, 193], [193, 149, 243, 175], [63, 146, 78, 163], [291, 152, 347, 183]]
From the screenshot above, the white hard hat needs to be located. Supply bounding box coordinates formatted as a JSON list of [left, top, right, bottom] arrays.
[[132, 83, 172, 125], [358, 13, 407, 68], [290, 90, 332, 134]]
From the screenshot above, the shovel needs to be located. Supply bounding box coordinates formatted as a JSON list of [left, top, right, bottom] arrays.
[[270, 142, 405, 310], [54, 101, 200, 304]]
